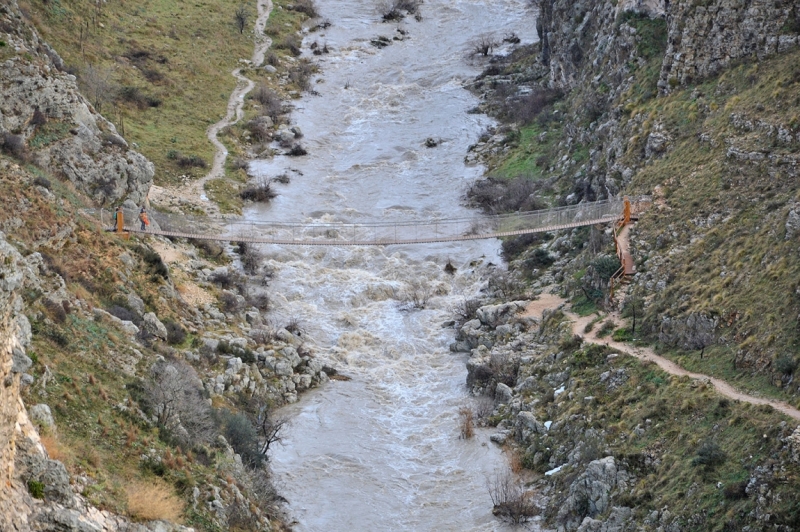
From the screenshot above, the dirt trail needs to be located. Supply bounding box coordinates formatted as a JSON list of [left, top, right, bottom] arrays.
[[148, 0, 273, 214], [524, 296, 800, 421]]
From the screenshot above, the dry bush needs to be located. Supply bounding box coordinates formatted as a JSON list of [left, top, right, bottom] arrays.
[[290, 0, 318, 17], [126, 480, 184, 522], [220, 291, 244, 313], [143, 358, 214, 446], [289, 59, 316, 91], [502, 88, 562, 125], [403, 280, 432, 309], [40, 434, 67, 462], [472, 35, 497, 57], [474, 396, 495, 422], [246, 292, 271, 312], [277, 35, 302, 56], [465, 176, 545, 214], [453, 297, 482, 324], [459, 407, 474, 439], [240, 178, 278, 202], [254, 84, 283, 123], [1, 132, 27, 160], [487, 467, 537, 524]]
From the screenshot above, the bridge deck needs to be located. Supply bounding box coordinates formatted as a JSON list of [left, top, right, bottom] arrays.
[[87, 197, 650, 247], [121, 216, 619, 246]]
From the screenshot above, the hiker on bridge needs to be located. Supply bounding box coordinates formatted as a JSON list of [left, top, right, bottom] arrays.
[[138, 207, 149, 231]]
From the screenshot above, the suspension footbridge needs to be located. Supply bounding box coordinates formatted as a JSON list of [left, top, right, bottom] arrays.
[[87, 197, 650, 246]]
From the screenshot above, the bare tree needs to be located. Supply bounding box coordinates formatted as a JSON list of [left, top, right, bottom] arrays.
[[81, 64, 116, 113], [256, 405, 288, 456], [234, 5, 249, 34], [472, 35, 497, 57], [487, 466, 537, 524], [144, 359, 214, 445]]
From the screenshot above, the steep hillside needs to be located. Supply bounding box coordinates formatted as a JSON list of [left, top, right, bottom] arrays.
[[0, 0, 328, 528], [459, 0, 800, 529], [469, 0, 800, 401]]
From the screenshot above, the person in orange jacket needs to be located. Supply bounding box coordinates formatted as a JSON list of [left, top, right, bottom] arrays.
[[138, 207, 150, 231]]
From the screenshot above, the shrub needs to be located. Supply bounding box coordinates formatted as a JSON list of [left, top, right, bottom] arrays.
[[459, 407, 474, 439], [235, 241, 262, 274], [31, 108, 48, 127], [220, 411, 263, 467], [287, 143, 308, 156], [692, 441, 726, 469], [723, 480, 748, 500], [501, 233, 546, 261], [453, 298, 482, 324], [107, 305, 139, 323], [44, 298, 67, 324], [126, 480, 184, 522], [775, 353, 797, 376], [597, 320, 615, 337], [163, 319, 186, 346], [466, 176, 545, 215], [240, 179, 277, 202], [209, 270, 241, 289], [524, 248, 555, 270], [176, 153, 207, 168], [472, 35, 497, 57], [502, 88, 563, 125], [289, 59, 316, 91], [246, 292, 271, 312], [289, 0, 318, 17], [220, 291, 243, 313], [118, 86, 161, 109], [1, 132, 27, 160], [487, 467, 536, 524], [612, 327, 633, 342], [33, 176, 52, 189], [190, 238, 224, 259], [137, 246, 170, 280], [276, 35, 302, 56], [142, 359, 214, 446], [27, 479, 45, 499], [254, 84, 283, 122]]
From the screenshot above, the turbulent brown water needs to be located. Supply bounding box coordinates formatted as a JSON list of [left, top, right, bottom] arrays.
[[245, 1, 540, 529]]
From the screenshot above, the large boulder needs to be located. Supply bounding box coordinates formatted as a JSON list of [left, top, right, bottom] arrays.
[[557, 457, 629, 531], [476, 301, 528, 328], [141, 313, 168, 340]]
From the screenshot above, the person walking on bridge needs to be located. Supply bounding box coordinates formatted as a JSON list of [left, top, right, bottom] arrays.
[[138, 207, 149, 231]]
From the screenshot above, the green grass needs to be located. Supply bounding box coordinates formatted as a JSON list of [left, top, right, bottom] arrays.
[[521, 333, 800, 529], [21, 0, 313, 186]]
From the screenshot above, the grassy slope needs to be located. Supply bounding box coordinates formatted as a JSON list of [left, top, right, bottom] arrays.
[[483, 22, 800, 403], [515, 325, 800, 530], [1, 158, 268, 528], [20, 0, 311, 190], [622, 50, 800, 403]]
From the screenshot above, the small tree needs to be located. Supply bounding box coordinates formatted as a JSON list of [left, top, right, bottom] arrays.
[[144, 359, 214, 446], [234, 5, 249, 34]]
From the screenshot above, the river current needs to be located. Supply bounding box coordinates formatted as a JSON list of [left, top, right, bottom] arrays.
[[246, 0, 539, 529]]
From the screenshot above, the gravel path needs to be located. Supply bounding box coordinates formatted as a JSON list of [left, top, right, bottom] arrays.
[[524, 295, 800, 421]]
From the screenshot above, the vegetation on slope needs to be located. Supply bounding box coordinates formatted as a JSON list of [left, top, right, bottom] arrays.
[[18, 0, 318, 189], [468, 17, 800, 404]]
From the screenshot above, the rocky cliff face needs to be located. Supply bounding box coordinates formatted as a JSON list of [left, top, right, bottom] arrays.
[[659, 0, 799, 92], [0, 1, 153, 205], [538, 0, 797, 94]]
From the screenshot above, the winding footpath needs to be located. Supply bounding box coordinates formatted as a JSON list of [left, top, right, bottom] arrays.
[[525, 295, 800, 421], [149, 0, 274, 215]]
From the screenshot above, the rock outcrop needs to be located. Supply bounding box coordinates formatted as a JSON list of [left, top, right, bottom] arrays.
[[0, 1, 153, 205], [659, 0, 799, 92]]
